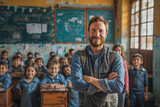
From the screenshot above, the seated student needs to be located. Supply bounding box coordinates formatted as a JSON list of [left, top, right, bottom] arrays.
[[0, 61, 11, 89], [59, 56, 69, 74], [69, 49, 75, 57], [35, 58, 49, 77], [129, 53, 148, 107], [16, 63, 40, 107], [8, 56, 25, 77], [24, 52, 33, 65], [34, 52, 40, 60], [26, 57, 35, 65], [0, 50, 10, 66], [64, 53, 72, 64], [62, 64, 79, 107], [40, 61, 67, 89], [49, 51, 55, 58], [46, 55, 59, 68], [15, 52, 24, 66]]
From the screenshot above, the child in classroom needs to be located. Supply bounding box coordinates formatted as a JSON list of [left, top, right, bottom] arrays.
[[35, 58, 49, 77], [62, 64, 79, 107], [49, 51, 55, 57], [46, 55, 59, 68], [129, 53, 148, 107], [0, 61, 11, 89], [16, 63, 40, 107], [26, 57, 35, 65], [34, 52, 40, 60], [24, 52, 33, 65], [69, 48, 75, 57], [8, 55, 25, 77], [40, 61, 67, 89], [0, 50, 10, 65], [15, 52, 24, 66], [65, 53, 72, 64], [112, 43, 129, 107], [59, 56, 69, 74]]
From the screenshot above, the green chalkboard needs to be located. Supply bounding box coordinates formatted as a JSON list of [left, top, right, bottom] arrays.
[[88, 9, 114, 42], [0, 6, 54, 44], [55, 8, 85, 43]]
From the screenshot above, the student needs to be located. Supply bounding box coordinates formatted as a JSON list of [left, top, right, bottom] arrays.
[[65, 53, 72, 64], [113, 43, 129, 107], [59, 56, 68, 74], [0, 61, 11, 89], [69, 49, 75, 57], [34, 52, 40, 60], [24, 52, 33, 65], [40, 61, 67, 89], [62, 64, 79, 107], [16, 63, 40, 107], [46, 55, 59, 68], [15, 52, 24, 66], [35, 58, 49, 77], [49, 51, 55, 57], [8, 55, 25, 77], [129, 53, 148, 107], [0, 50, 10, 65], [26, 57, 35, 65]]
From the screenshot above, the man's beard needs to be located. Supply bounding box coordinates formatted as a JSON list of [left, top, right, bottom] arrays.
[[89, 36, 105, 47]]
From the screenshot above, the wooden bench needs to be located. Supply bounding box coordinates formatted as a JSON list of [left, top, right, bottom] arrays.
[[41, 88, 68, 107], [0, 86, 14, 107]]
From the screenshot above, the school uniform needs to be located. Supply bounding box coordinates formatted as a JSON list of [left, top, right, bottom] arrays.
[[16, 77, 40, 107], [0, 59, 10, 65], [40, 73, 67, 88], [129, 66, 148, 107], [8, 65, 24, 73], [66, 76, 79, 107], [0, 72, 12, 89]]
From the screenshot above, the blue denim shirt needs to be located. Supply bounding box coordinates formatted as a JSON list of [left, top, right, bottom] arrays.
[[0, 72, 11, 89], [16, 77, 40, 107], [71, 46, 124, 95], [129, 66, 148, 91], [40, 73, 67, 88]]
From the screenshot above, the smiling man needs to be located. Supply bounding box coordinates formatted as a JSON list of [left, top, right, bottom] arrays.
[[71, 15, 125, 107]]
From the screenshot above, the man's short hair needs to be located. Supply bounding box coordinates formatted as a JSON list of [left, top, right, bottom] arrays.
[[132, 53, 143, 60], [88, 15, 108, 33]]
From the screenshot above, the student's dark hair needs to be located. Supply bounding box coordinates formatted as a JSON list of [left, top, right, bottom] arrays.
[[27, 52, 33, 57], [112, 43, 127, 60], [0, 61, 8, 68], [132, 53, 143, 61], [34, 52, 40, 56], [88, 15, 108, 33], [1, 50, 8, 59], [12, 55, 21, 61], [15, 52, 23, 61], [27, 57, 35, 65], [64, 53, 70, 57], [69, 49, 75, 53], [49, 52, 55, 56], [47, 61, 60, 69], [24, 63, 38, 77], [35, 57, 44, 64]]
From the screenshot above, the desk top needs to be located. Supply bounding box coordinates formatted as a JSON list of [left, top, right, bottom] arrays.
[[41, 88, 68, 92], [0, 86, 13, 92]]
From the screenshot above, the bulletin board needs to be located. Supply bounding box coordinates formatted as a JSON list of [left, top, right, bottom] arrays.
[[55, 8, 86, 43], [0, 6, 54, 44], [54, 7, 114, 43]]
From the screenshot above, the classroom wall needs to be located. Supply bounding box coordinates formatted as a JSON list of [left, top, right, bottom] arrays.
[[153, 0, 160, 106]]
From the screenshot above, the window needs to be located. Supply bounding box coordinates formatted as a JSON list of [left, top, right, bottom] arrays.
[[130, 0, 154, 50]]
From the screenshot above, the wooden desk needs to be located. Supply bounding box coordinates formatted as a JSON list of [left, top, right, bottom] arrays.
[[0, 86, 14, 107], [41, 88, 68, 107]]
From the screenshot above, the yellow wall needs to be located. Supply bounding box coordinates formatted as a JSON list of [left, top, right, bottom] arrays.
[[0, 0, 114, 7]]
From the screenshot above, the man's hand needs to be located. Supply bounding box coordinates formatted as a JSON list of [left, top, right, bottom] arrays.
[[144, 94, 148, 102], [108, 72, 117, 80]]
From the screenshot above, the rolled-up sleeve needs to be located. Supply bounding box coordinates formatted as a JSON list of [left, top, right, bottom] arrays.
[[99, 54, 125, 93], [71, 51, 98, 94]]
